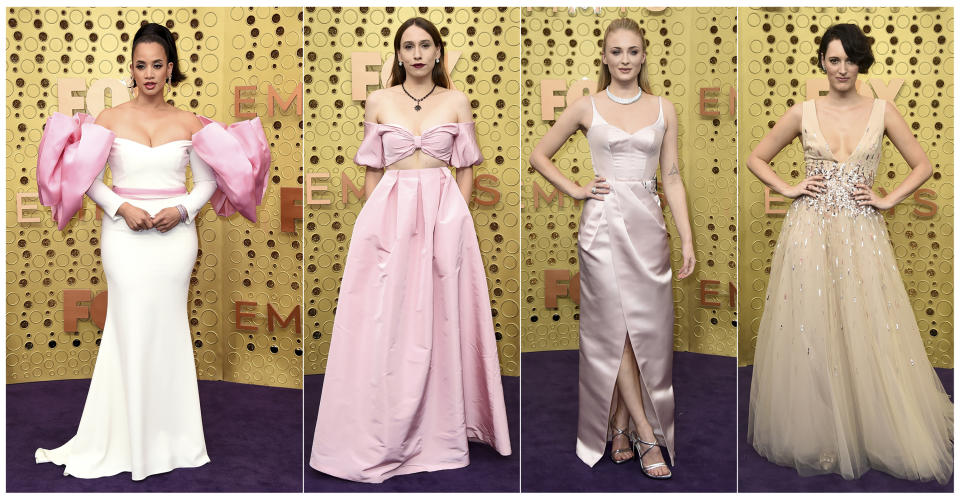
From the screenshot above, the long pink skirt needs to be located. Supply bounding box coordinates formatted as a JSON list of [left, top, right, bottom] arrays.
[[310, 167, 512, 483]]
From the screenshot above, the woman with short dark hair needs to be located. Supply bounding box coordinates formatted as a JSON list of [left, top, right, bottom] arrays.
[[745, 23, 952, 483]]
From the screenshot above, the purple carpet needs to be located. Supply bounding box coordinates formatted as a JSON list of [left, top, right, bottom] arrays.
[[738, 365, 955, 492], [303, 373, 519, 492], [7, 379, 302, 492], [521, 350, 737, 492]]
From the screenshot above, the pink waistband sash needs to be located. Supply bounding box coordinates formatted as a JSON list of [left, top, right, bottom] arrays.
[[112, 186, 187, 199]]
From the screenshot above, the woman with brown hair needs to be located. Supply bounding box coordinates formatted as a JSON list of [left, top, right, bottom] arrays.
[[309, 16, 512, 483], [530, 18, 695, 479]]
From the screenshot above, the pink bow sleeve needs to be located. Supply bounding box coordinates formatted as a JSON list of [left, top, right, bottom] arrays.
[[191, 116, 271, 222], [353, 122, 386, 168], [450, 122, 483, 168], [36, 112, 115, 230]]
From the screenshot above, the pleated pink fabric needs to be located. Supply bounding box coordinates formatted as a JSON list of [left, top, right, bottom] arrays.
[[36, 112, 116, 229], [748, 99, 954, 484], [193, 116, 271, 222], [576, 96, 676, 467], [310, 122, 511, 483]]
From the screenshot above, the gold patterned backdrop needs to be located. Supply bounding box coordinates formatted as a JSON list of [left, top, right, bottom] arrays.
[[303, 7, 522, 376], [738, 7, 954, 367], [522, 7, 738, 356], [5, 7, 303, 388]]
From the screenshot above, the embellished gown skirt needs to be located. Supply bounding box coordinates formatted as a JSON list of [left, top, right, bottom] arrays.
[[748, 200, 954, 484], [35, 195, 210, 480], [575, 178, 676, 467], [310, 167, 512, 483]]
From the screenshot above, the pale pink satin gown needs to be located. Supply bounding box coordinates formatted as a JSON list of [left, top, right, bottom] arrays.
[[576, 96, 676, 467], [310, 121, 512, 483], [33, 112, 269, 480]]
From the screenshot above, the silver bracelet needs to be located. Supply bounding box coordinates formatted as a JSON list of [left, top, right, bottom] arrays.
[[176, 204, 188, 222]]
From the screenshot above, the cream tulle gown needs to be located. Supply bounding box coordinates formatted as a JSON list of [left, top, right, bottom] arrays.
[[747, 99, 953, 484]]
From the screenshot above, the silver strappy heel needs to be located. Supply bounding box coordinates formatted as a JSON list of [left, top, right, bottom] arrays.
[[609, 427, 634, 464], [633, 436, 672, 479]]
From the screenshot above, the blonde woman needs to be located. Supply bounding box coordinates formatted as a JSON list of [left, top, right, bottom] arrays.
[[530, 18, 695, 479]]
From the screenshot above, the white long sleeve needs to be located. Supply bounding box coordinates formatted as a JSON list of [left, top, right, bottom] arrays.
[[184, 147, 218, 223], [85, 168, 125, 221]]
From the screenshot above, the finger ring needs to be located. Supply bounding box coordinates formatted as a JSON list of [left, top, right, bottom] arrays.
[[591, 187, 597, 194]]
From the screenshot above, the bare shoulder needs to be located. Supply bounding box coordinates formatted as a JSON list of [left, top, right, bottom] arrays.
[[363, 88, 390, 120], [571, 92, 594, 112], [881, 98, 901, 119], [656, 95, 677, 119], [562, 92, 593, 120], [440, 88, 470, 110], [441, 87, 469, 105], [174, 107, 204, 133], [366, 87, 390, 104], [778, 101, 804, 128], [881, 98, 907, 131], [785, 100, 804, 118], [439, 88, 472, 121], [94, 105, 119, 127]]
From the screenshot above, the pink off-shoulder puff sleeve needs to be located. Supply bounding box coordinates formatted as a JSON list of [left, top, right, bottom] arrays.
[[191, 116, 271, 222], [353, 122, 386, 168], [36, 112, 116, 230], [449, 122, 483, 168]]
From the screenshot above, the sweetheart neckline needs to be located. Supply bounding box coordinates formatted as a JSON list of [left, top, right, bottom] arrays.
[[587, 96, 664, 136], [114, 137, 192, 149], [364, 121, 473, 136], [587, 117, 663, 137]]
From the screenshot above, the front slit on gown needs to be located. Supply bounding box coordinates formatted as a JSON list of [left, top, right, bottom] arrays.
[[575, 96, 676, 467]]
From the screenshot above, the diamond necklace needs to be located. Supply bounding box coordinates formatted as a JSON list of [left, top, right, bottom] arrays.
[[605, 86, 642, 105]]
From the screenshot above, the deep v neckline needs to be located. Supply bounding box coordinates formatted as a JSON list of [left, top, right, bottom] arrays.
[[589, 96, 663, 136], [811, 99, 878, 163]]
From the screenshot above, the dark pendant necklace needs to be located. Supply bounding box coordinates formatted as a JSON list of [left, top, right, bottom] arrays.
[[401, 82, 437, 111]]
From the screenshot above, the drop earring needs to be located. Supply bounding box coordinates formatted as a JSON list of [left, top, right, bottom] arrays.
[[399, 61, 403, 67], [435, 58, 439, 64], [126, 75, 136, 99]]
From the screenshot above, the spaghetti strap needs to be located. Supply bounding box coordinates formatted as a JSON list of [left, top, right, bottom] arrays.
[[589, 95, 604, 127]]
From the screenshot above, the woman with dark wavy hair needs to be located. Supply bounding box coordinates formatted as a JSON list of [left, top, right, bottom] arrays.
[[34, 22, 270, 480], [309, 16, 511, 483], [746, 23, 953, 483]]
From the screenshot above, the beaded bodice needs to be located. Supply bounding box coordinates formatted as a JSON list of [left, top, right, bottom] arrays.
[[800, 98, 885, 217]]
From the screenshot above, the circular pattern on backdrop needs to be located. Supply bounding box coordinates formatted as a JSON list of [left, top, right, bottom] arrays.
[[738, 7, 954, 367], [522, 7, 737, 356], [303, 7, 522, 376], [6, 7, 303, 388]]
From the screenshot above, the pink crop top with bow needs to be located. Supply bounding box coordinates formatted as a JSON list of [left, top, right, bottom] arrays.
[[353, 121, 483, 168]]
